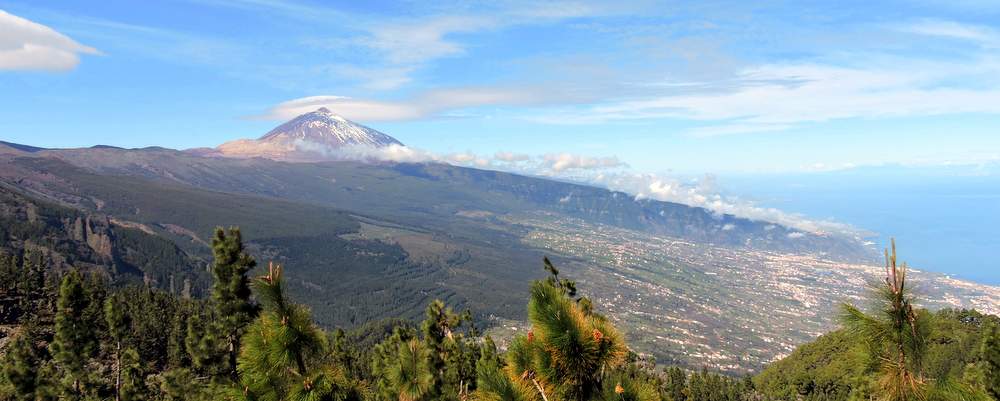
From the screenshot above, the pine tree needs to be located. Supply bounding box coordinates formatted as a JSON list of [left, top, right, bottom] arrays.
[[185, 310, 228, 377], [420, 300, 479, 400], [105, 293, 131, 401], [387, 339, 436, 401], [167, 304, 191, 368], [15, 249, 47, 320], [1, 323, 50, 401], [597, 372, 658, 401], [331, 328, 361, 380], [475, 259, 631, 401], [371, 300, 479, 401], [840, 239, 931, 401], [982, 322, 1000, 399], [474, 337, 540, 401], [662, 367, 686, 401], [238, 262, 355, 401], [49, 270, 98, 399], [158, 368, 200, 401], [119, 348, 146, 401], [373, 326, 418, 400], [211, 227, 259, 379]]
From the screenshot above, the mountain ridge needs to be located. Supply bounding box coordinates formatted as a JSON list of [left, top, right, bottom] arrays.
[[214, 108, 403, 161], [1, 140, 998, 373]]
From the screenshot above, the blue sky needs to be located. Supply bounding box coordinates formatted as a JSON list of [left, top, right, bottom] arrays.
[[2, 0, 999, 174], [2, 0, 1000, 282]]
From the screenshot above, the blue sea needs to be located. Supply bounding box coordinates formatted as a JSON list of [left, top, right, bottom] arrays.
[[720, 166, 1000, 285]]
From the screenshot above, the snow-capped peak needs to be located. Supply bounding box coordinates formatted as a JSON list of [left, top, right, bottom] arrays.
[[214, 108, 404, 162], [258, 108, 402, 148], [310, 107, 348, 122]]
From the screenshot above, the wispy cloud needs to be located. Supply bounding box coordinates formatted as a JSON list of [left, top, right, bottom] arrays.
[[531, 57, 1000, 135], [0, 9, 101, 71], [356, 16, 497, 65], [249, 12, 1000, 132], [895, 19, 1000, 46], [297, 1, 632, 90], [186, 0, 346, 20], [258, 86, 565, 121]]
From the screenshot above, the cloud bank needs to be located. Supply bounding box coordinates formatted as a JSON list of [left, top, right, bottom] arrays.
[[0, 10, 100, 71], [291, 140, 860, 238], [542, 153, 624, 172]]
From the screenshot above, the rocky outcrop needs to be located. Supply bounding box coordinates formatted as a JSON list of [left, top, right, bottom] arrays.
[[84, 216, 114, 260]]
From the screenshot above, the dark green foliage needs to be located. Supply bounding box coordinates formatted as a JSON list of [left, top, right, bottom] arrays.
[[597, 372, 658, 401], [238, 263, 358, 401], [982, 322, 1000, 399], [156, 368, 201, 401], [1, 323, 54, 401], [325, 317, 416, 386], [679, 368, 752, 401], [420, 300, 480, 400], [474, 337, 540, 401], [838, 241, 991, 401], [254, 233, 436, 328], [0, 249, 51, 325], [754, 330, 869, 399], [211, 226, 259, 379], [330, 328, 368, 383], [476, 260, 633, 401], [0, 185, 209, 295], [119, 348, 146, 401], [372, 300, 480, 401], [49, 270, 100, 398], [106, 293, 129, 401], [1, 220, 998, 401], [185, 309, 228, 377], [167, 306, 192, 368], [387, 339, 436, 401], [759, 309, 1000, 400], [113, 227, 210, 293]]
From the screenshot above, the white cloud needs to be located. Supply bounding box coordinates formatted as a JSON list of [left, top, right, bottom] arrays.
[[0, 10, 101, 71], [896, 19, 1000, 45], [542, 153, 625, 172], [314, 1, 629, 90], [444, 152, 491, 167], [263, 96, 425, 121], [300, 142, 438, 164], [547, 59, 1000, 135], [494, 151, 531, 162], [359, 16, 496, 65], [294, 143, 492, 168], [260, 87, 556, 121], [284, 138, 861, 236], [587, 172, 862, 237]]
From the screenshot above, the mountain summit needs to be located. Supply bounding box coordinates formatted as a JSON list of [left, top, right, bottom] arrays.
[[260, 108, 402, 147], [214, 108, 403, 161]]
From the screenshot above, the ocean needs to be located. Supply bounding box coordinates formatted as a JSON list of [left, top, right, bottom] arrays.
[[721, 166, 1000, 285]]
